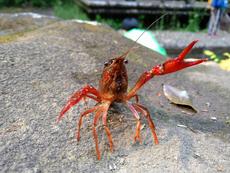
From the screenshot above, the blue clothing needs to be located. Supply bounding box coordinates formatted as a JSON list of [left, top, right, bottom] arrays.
[[211, 0, 228, 8], [208, 0, 228, 35]]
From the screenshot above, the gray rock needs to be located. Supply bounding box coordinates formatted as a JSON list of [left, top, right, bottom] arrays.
[[0, 14, 230, 173], [0, 12, 57, 36]]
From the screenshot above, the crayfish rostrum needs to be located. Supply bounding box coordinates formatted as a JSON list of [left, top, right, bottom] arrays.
[[57, 40, 206, 160]]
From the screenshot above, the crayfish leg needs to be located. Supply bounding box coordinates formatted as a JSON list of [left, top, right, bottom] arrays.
[[76, 105, 101, 141], [134, 120, 141, 143], [92, 102, 111, 160], [127, 102, 142, 143], [133, 103, 159, 145], [102, 110, 114, 152], [130, 94, 139, 103], [92, 109, 103, 160]]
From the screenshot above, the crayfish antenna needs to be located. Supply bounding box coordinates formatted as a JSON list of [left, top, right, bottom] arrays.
[[119, 13, 168, 60], [119, 46, 137, 59]]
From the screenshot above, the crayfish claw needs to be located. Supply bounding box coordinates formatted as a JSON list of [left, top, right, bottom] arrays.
[[178, 40, 198, 61], [151, 40, 207, 75], [57, 85, 101, 123]]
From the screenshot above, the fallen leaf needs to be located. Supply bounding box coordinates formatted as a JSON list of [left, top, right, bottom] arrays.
[[163, 84, 198, 112]]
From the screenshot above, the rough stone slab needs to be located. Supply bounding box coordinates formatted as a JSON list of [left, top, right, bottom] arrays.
[[0, 13, 58, 36], [0, 15, 230, 172]]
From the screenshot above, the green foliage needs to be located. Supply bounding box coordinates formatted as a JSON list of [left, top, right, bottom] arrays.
[[185, 11, 202, 32], [138, 15, 145, 28], [54, 1, 89, 20], [170, 14, 177, 29], [0, 0, 59, 7], [95, 15, 122, 30], [149, 10, 205, 32]]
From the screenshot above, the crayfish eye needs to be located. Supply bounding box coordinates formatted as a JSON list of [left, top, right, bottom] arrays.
[[104, 61, 109, 66], [124, 59, 128, 64], [159, 64, 164, 73], [110, 59, 115, 64]]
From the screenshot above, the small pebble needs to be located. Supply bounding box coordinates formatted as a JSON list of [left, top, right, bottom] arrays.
[[181, 110, 193, 115], [211, 117, 217, 121], [225, 120, 230, 125], [119, 158, 125, 165], [109, 163, 117, 171], [177, 124, 187, 128], [193, 153, 201, 159], [141, 124, 145, 130], [216, 165, 224, 172], [206, 102, 211, 107]]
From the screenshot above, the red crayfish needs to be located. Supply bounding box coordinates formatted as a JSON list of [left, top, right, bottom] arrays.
[[57, 38, 206, 159]]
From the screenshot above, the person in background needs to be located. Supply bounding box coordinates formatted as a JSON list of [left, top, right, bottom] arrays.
[[208, 0, 228, 35]]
